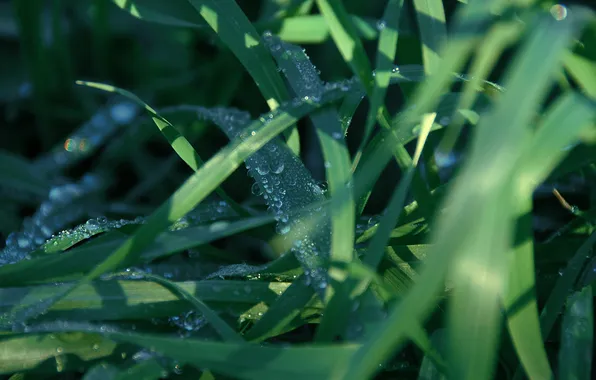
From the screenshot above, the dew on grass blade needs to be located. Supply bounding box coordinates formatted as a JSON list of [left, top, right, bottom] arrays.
[[0, 174, 105, 265]]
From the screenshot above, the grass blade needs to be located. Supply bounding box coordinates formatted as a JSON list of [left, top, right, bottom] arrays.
[[558, 286, 593, 380], [187, 0, 300, 152], [412, 0, 447, 75]]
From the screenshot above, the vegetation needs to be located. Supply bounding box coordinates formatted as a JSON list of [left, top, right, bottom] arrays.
[[0, 0, 595, 379]]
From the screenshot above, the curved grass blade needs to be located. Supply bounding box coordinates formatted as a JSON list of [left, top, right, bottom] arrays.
[[0, 214, 275, 287], [506, 91, 596, 380], [75, 81, 249, 217], [558, 286, 593, 380], [412, 0, 447, 75], [106, 272, 243, 342]]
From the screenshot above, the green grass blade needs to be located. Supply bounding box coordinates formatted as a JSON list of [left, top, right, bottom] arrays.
[[540, 232, 596, 346], [412, 0, 447, 75], [76, 81, 249, 217], [360, 0, 404, 158], [19, 325, 359, 380], [314, 0, 373, 94], [106, 272, 243, 342], [0, 332, 119, 374], [111, 0, 208, 28], [417, 329, 448, 380], [199, 103, 330, 292], [558, 286, 593, 380], [245, 278, 315, 341], [0, 214, 274, 287], [437, 21, 522, 156], [564, 52, 596, 99], [0, 280, 292, 322], [114, 359, 164, 380], [506, 91, 595, 380], [187, 0, 300, 152], [262, 34, 355, 336]]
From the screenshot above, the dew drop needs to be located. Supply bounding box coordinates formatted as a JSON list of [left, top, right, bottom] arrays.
[[271, 162, 284, 174]]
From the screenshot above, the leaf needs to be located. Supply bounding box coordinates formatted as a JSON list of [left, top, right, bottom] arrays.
[[412, 0, 447, 75], [558, 286, 593, 380], [111, 0, 208, 28]]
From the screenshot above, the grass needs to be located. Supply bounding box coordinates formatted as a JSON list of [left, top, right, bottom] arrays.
[[0, 0, 595, 379]]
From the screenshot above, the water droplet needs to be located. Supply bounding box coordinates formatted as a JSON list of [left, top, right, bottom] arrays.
[[439, 116, 451, 126], [324, 161, 332, 169], [271, 162, 284, 174], [256, 162, 271, 175], [251, 183, 263, 196], [332, 131, 343, 140], [376, 20, 386, 30]]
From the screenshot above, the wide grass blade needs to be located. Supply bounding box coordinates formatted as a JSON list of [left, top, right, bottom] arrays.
[[15, 325, 359, 380], [0, 280, 292, 322], [412, 0, 447, 75], [263, 34, 354, 337], [506, 91, 596, 380], [558, 286, 593, 380]]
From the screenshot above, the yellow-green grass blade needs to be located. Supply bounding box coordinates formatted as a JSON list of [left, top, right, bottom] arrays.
[[437, 20, 522, 156], [505, 91, 596, 380], [0, 332, 120, 374], [343, 7, 589, 380], [558, 286, 593, 380], [412, 0, 447, 75], [13, 326, 359, 380], [105, 272, 243, 343], [76, 81, 249, 217], [0, 280, 294, 322], [244, 278, 315, 342]]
